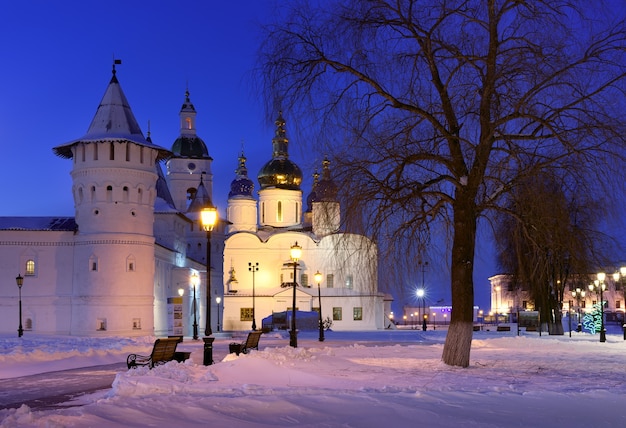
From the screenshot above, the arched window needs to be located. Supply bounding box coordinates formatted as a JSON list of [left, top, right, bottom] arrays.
[[109, 142, 115, 160], [25, 259, 35, 276], [89, 255, 98, 272], [277, 201, 283, 222], [186, 117, 192, 130]]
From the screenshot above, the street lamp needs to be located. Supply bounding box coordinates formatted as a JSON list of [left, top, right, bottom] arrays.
[[315, 270, 324, 342], [200, 206, 217, 336], [249, 262, 259, 331], [432, 312, 436, 330], [289, 242, 302, 348], [416, 289, 426, 331], [16, 274, 24, 337], [191, 272, 200, 340], [216, 296, 221, 332], [571, 288, 585, 333]]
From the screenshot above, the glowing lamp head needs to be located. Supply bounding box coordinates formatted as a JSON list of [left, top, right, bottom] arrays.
[[416, 289, 425, 298], [314, 270, 323, 284], [290, 242, 302, 262], [201, 206, 217, 232]]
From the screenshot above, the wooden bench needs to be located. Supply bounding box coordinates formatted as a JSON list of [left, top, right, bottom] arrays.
[[229, 331, 263, 356], [127, 337, 181, 369]]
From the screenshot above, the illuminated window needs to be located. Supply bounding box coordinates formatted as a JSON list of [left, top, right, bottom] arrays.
[[301, 273, 308, 287], [353, 307, 363, 321], [333, 307, 342, 321], [345, 275, 353, 289], [25, 259, 35, 276], [277, 201, 283, 222], [240, 308, 253, 321], [186, 117, 192, 130]]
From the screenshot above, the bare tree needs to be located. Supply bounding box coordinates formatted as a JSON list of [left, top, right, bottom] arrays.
[[260, 0, 626, 367], [495, 172, 609, 334]]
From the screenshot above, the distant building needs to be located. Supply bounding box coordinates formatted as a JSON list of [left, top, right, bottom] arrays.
[[489, 273, 626, 323]]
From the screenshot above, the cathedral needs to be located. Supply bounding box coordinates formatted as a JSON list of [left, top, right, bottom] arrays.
[[0, 66, 391, 337]]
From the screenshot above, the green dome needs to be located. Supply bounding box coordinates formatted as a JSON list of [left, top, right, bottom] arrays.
[[171, 136, 209, 158]]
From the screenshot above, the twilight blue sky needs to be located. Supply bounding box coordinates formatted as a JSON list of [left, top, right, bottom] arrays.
[[0, 1, 510, 310], [0, 0, 289, 217]]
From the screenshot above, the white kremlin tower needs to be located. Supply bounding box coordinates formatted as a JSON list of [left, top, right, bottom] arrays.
[[53, 63, 171, 335]]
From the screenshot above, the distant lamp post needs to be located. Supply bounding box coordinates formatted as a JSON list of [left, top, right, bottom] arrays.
[[572, 288, 585, 333], [249, 262, 259, 331], [432, 312, 436, 330], [416, 289, 427, 331], [200, 206, 217, 337], [16, 274, 24, 338], [315, 270, 324, 342], [191, 272, 200, 340], [289, 242, 302, 348], [216, 297, 221, 332], [621, 266, 626, 340]]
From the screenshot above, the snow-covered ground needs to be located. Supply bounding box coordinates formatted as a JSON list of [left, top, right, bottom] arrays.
[[1, 325, 625, 427]]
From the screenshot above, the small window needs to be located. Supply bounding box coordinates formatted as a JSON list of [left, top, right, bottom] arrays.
[[240, 308, 253, 321], [90, 255, 98, 272], [581, 301, 586, 308], [326, 274, 334, 288], [353, 307, 363, 321], [25, 318, 33, 330], [94, 144, 98, 160], [126, 255, 135, 271], [345, 275, 353, 289], [617, 300, 622, 309], [125, 143, 130, 161], [25, 259, 35, 276], [186, 117, 192, 130], [97, 318, 107, 331], [277, 201, 283, 222], [132, 318, 142, 330], [109, 142, 115, 160], [333, 307, 342, 321], [301, 273, 308, 288]]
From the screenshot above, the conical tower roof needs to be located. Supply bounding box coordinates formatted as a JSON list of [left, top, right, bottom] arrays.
[[53, 62, 170, 161]]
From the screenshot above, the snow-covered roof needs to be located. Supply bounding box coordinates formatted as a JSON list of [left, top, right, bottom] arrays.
[[0, 217, 76, 231], [53, 67, 171, 162]]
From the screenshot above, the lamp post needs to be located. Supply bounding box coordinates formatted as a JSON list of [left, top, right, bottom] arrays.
[[621, 266, 626, 340], [16, 274, 24, 337], [572, 288, 585, 333], [416, 289, 427, 331], [315, 270, 324, 342], [249, 262, 259, 331], [432, 312, 436, 330], [289, 242, 302, 348], [216, 296, 221, 332], [200, 206, 217, 337], [191, 272, 200, 340]]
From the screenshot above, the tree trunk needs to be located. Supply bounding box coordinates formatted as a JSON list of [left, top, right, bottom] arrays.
[[442, 194, 476, 368]]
